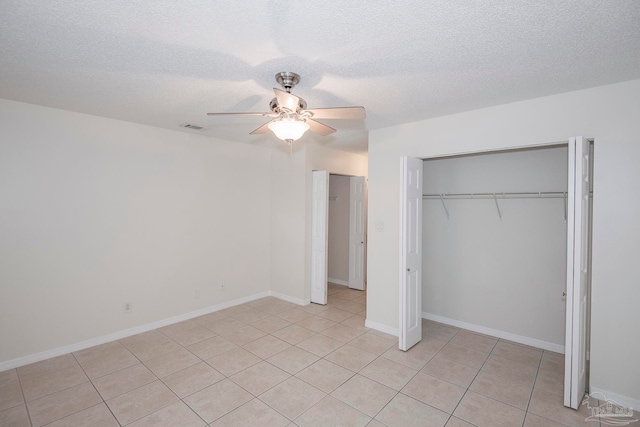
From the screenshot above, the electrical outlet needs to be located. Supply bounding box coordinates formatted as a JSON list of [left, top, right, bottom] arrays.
[[194, 288, 200, 299], [123, 302, 132, 313]]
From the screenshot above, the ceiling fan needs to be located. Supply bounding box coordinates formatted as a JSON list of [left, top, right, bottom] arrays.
[[207, 72, 366, 146]]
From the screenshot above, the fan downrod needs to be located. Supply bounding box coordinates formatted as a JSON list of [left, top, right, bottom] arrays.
[[275, 72, 300, 93]]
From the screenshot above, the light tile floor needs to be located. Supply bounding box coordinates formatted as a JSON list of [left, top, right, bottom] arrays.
[[0, 283, 631, 426]]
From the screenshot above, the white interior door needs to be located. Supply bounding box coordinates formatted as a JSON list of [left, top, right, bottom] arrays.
[[564, 136, 591, 409], [311, 170, 329, 305], [399, 156, 423, 351], [349, 176, 366, 290]]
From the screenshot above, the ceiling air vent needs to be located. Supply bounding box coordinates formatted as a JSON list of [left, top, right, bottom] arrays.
[[180, 123, 205, 130]]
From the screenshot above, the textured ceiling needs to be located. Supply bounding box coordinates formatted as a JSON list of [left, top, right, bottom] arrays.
[[1, 1, 640, 154]]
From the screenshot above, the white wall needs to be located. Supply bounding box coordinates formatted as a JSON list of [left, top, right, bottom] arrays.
[[422, 147, 567, 347], [367, 79, 640, 405], [328, 175, 350, 283], [0, 99, 272, 364]]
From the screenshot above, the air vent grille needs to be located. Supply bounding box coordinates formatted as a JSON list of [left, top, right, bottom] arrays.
[[180, 123, 205, 130]]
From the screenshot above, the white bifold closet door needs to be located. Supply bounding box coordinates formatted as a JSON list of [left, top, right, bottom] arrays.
[[564, 136, 591, 409], [310, 171, 329, 305], [399, 156, 423, 351], [348, 176, 366, 290]]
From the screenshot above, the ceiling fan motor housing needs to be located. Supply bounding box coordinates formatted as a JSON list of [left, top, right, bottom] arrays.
[[275, 71, 300, 92]]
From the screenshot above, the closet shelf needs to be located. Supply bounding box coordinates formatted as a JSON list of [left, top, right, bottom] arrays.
[[422, 191, 566, 199]]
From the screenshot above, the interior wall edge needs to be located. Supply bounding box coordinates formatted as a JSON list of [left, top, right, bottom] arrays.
[[364, 319, 399, 337], [423, 312, 565, 354]]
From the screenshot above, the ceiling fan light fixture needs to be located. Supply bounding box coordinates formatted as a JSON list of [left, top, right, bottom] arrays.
[[268, 118, 309, 142]]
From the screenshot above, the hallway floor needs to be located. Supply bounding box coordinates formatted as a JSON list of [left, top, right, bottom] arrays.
[[0, 283, 612, 426]]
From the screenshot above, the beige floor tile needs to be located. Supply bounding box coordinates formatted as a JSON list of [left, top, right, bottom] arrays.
[[540, 352, 564, 375], [0, 404, 30, 427], [211, 398, 289, 427], [118, 330, 182, 362], [243, 335, 291, 359], [45, 402, 119, 427], [453, 391, 525, 427], [260, 376, 326, 420], [27, 382, 102, 427], [0, 370, 18, 387], [184, 378, 252, 423], [74, 340, 140, 379], [333, 289, 365, 301], [422, 322, 459, 341], [158, 320, 216, 347], [219, 305, 253, 317], [325, 345, 377, 372], [349, 332, 397, 356], [421, 355, 479, 388], [191, 311, 227, 325], [340, 314, 369, 332], [276, 308, 313, 323], [261, 302, 300, 316], [528, 387, 596, 427], [380, 340, 439, 370], [402, 372, 466, 413], [534, 367, 564, 397], [230, 361, 290, 396], [162, 361, 224, 398], [445, 416, 476, 427], [295, 315, 339, 332], [450, 331, 497, 353], [295, 359, 355, 393], [187, 335, 237, 360], [375, 393, 449, 427], [203, 317, 247, 335], [299, 302, 331, 315], [296, 334, 344, 357], [272, 324, 318, 345], [523, 412, 568, 427], [21, 363, 88, 402], [321, 324, 366, 343], [143, 347, 200, 378], [92, 363, 157, 400], [218, 325, 267, 345], [295, 395, 371, 427], [316, 307, 355, 322], [267, 346, 320, 374], [332, 374, 396, 417], [17, 354, 78, 382], [492, 341, 543, 367], [337, 300, 367, 314], [359, 357, 417, 391], [206, 347, 261, 376], [106, 380, 178, 425], [251, 316, 292, 334], [0, 382, 24, 411], [438, 343, 489, 369], [225, 309, 271, 324], [469, 371, 532, 410], [481, 355, 538, 386], [366, 420, 387, 427], [127, 401, 206, 427]]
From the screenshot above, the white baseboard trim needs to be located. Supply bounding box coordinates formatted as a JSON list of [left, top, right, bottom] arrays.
[[0, 291, 278, 372], [422, 312, 565, 354], [365, 319, 399, 337], [269, 291, 309, 306], [589, 386, 640, 413], [328, 278, 349, 287]]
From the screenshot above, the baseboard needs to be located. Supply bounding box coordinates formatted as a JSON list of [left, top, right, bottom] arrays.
[[589, 387, 640, 414], [422, 312, 565, 354], [365, 319, 399, 337], [269, 291, 309, 306], [328, 278, 349, 286], [0, 291, 282, 372]]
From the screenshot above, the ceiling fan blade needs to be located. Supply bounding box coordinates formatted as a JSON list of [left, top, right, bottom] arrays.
[[273, 88, 300, 113], [304, 106, 366, 120], [249, 120, 275, 135], [207, 112, 270, 116], [306, 119, 336, 136]]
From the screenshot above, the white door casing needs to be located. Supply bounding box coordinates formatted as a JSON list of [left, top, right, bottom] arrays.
[[564, 137, 591, 409], [349, 176, 366, 290], [311, 170, 329, 305], [399, 156, 423, 351]]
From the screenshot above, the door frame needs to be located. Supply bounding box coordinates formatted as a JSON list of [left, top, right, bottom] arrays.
[[398, 139, 593, 409]]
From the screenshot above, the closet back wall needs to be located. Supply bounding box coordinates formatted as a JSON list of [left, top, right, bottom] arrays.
[[422, 146, 568, 347]]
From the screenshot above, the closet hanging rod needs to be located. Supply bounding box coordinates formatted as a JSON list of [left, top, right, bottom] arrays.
[[422, 191, 567, 199]]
